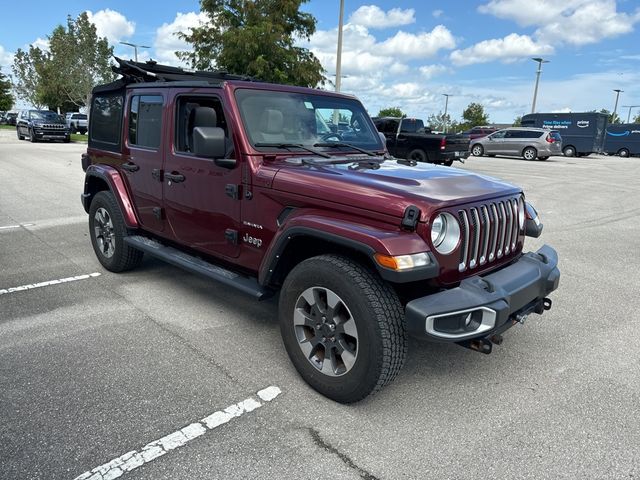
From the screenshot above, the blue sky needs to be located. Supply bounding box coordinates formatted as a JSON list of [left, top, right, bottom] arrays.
[[1, 1, 640, 122]]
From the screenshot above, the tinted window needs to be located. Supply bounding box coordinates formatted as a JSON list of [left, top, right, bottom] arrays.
[[377, 119, 399, 134], [90, 94, 124, 148], [129, 95, 163, 149], [400, 118, 424, 133], [550, 131, 562, 141]]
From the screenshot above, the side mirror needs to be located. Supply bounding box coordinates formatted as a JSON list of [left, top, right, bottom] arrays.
[[192, 126, 236, 168]]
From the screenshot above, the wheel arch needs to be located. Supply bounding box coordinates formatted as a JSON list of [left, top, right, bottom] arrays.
[[259, 215, 438, 288], [82, 165, 139, 228]]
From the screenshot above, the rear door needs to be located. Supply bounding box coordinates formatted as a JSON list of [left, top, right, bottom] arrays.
[[121, 91, 166, 233], [162, 90, 242, 259]]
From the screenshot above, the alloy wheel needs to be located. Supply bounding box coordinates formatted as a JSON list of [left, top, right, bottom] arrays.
[[293, 286, 358, 377], [93, 207, 115, 258]]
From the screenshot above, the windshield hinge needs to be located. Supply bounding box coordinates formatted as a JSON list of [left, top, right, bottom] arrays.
[[401, 205, 421, 231], [225, 184, 241, 200]]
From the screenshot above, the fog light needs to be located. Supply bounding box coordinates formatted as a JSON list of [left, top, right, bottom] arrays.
[[433, 310, 483, 334]]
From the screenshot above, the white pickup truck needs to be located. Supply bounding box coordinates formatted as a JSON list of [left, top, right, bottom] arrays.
[[65, 112, 88, 134]]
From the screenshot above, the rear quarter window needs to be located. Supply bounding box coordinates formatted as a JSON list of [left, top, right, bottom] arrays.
[[89, 93, 124, 152]]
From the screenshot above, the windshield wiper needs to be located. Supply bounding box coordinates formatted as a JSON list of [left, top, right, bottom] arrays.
[[313, 142, 378, 157], [254, 142, 331, 158]]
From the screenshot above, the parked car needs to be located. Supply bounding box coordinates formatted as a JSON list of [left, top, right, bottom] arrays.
[[65, 112, 88, 134], [521, 112, 608, 157], [373, 117, 470, 166], [470, 127, 562, 160], [81, 58, 560, 403], [16, 110, 70, 143], [4, 111, 18, 126], [603, 123, 640, 157], [462, 126, 498, 140]]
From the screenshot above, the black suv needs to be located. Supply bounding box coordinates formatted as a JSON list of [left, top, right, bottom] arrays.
[[16, 110, 70, 143]]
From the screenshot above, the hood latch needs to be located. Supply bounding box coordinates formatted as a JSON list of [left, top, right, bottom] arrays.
[[401, 205, 421, 231]]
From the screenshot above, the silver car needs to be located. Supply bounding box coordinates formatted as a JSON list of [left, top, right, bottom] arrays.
[[470, 127, 562, 161]]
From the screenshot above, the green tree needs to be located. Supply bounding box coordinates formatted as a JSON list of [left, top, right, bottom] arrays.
[[178, 0, 324, 87], [634, 113, 640, 124], [12, 13, 114, 111], [460, 102, 489, 130], [427, 111, 458, 132], [0, 71, 14, 111], [377, 106, 405, 118], [599, 108, 621, 124], [513, 115, 522, 126]]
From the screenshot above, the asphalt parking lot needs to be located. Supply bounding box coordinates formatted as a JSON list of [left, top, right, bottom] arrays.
[[1, 128, 639, 480]]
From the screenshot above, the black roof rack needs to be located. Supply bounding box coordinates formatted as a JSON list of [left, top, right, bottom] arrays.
[[110, 56, 260, 85]]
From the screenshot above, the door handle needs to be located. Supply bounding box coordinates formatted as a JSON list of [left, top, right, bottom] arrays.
[[165, 172, 186, 183], [121, 162, 140, 172]]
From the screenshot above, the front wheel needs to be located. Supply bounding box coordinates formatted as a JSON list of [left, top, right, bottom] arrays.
[[563, 146, 575, 157], [279, 254, 407, 403], [471, 144, 484, 156], [618, 148, 630, 158], [29, 128, 38, 143], [523, 147, 537, 160], [89, 191, 143, 272]]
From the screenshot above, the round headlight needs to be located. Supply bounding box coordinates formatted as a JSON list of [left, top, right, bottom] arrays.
[[518, 198, 525, 229], [430, 212, 461, 255], [431, 214, 445, 246]]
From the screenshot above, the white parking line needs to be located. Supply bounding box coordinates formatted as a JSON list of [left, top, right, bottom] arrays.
[[0, 215, 86, 232], [0, 223, 35, 230], [72, 386, 282, 480], [0, 273, 102, 296]]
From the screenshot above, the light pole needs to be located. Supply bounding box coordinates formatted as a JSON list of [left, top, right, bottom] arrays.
[[622, 105, 640, 123], [531, 57, 549, 114], [335, 0, 345, 93], [119, 41, 150, 62], [442, 94, 452, 133], [612, 89, 623, 123]]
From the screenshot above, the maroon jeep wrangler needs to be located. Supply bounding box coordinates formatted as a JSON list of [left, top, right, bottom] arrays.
[[81, 59, 560, 403]]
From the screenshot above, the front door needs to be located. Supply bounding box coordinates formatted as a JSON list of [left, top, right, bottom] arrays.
[[485, 130, 506, 154], [121, 92, 165, 232], [162, 91, 242, 259]]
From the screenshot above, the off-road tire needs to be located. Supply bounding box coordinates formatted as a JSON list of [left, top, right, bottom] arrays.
[[408, 149, 428, 163], [471, 144, 484, 156], [279, 254, 407, 403], [89, 191, 143, 272], [523, 147, 537, 160]]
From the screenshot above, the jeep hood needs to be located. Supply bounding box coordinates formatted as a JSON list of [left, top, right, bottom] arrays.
[[271, 158, 521, 220]]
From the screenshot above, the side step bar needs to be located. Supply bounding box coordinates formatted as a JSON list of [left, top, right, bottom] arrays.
[[124, 235, 270, 300]]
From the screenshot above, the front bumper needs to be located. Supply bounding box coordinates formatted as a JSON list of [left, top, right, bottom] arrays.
[[405, 245, 560, 342]]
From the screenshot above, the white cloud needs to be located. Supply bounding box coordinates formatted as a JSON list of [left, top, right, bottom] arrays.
[[450, 33, 554, 66], [419, 64, 449, 79], [86, 9, 135, 44], [479, 0, 640, 46], [432, 9, 444, 18], [154, 11, 209, 66], [31, 37, 49, 52], [0, 45, 13, 68], [377, 25, 456, 59], [349, 5, 415, 29]]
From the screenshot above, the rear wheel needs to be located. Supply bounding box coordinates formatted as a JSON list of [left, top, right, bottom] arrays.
[[279, 254, 407, 403], [471, 144, 484, 156], [563, 146, 575, 157], [618, 148, 630, 158], [523, 147, 537, 160], [408, 149, 427, 163], [89, 191, 143, 272]]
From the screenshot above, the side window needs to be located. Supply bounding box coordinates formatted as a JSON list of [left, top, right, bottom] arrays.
[[383, 119, 399, 134], [129, 95, 163, 149], [90, 93, 124, 151], [526, 130, 544, 138], [175, 95, 232, 157], [492, 131, 506, 139]]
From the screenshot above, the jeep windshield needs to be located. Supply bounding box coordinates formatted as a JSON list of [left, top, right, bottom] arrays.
[[31, 110, 62, 122], [235, 88, 384, 155]]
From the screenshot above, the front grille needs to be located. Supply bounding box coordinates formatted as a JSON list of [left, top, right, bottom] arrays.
[[457, 196, 523, 272], [40, 124, 65, 130]]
